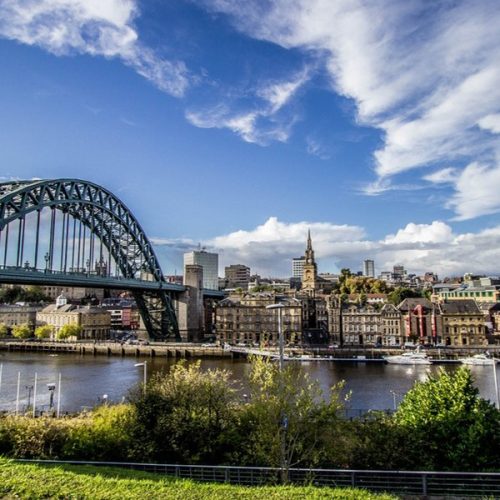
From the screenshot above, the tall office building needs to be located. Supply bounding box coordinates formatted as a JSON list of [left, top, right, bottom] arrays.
[[183, 249, 219, 290], [363, 259, 375, 278], [225, 264, 250, 288], [292, 257, 305, 279]]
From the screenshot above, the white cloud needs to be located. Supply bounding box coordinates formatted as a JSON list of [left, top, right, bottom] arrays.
[[306, 137, 330, 160], [154, 216, 500, 278], [185, 69, 309, 145], [0, 0, 189, 96], [447, 161, 500, 220], [202, 0, 500, 218], [384, 221, 453, 245], [478, 114, 500, 134], [423, 167, 457, 184]]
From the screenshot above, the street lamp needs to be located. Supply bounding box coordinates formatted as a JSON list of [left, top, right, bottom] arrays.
[[389, 390, 401, 411], [265, 302, 287, 482], [47, 383, 56, 410], [266, 303, 285, 371], [25, 385, 33, 411], [134, 361, 147, 396], [44, 252, 50, 272]]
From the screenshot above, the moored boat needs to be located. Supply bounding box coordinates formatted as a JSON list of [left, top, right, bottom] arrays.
[[459, 353, 497, 366], [384, 349, 432, 365]]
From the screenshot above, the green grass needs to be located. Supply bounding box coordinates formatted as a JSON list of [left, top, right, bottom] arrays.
[[0, 458, 397, 499]]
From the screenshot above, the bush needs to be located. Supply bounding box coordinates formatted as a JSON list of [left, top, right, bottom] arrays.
[[393, 367, 500, 470], [129, 361, 239, 464]]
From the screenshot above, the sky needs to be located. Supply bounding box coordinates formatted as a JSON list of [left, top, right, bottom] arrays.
[[1, 0, 500, 279]]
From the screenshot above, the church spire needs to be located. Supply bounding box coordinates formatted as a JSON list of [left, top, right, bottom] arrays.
[[305, 230, 315, 265]]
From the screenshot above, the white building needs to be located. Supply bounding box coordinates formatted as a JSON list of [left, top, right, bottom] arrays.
[[292, 257, 305, 279], [183, 250, 219, 290]]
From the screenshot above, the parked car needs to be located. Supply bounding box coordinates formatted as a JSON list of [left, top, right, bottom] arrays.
[[328, 343, 339, 349]]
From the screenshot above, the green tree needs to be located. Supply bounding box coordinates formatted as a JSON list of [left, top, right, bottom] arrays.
[[235, 357, 346, 471], [387, 287, 421, 305], [394, 367, 500, 470], [129, 360, 238, 464], [35, 325, 53, 340], [0, 323, 8, 338], [11, 323, 32, 339], [56, 324, 82, 340]]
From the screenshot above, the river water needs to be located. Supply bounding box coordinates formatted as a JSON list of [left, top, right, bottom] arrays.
[[0, 352, 498, 413]]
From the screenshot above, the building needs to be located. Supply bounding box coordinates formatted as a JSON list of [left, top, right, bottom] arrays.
[[183, 249, 219, 290], [37, 294, 111, 340], [215, 292, 302, 345], [0, 304, 42, 328], [302, 230, 318, 293], [224, 264, 250, 289], [292, 257, 305, 280], [433, 281, 500, 303], [339, 302, 382, 347], [379, 304, 403, 346], [101, 298, 139, 330], [363, 259, 375, 278], [398, 298, 436, 345], [436, 300, 486, 346]]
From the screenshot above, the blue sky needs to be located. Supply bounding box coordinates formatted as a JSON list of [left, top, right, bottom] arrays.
[[1, 0, 500, 278]]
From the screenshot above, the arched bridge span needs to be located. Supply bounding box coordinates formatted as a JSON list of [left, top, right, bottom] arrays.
[[0, 179, 180, 340]]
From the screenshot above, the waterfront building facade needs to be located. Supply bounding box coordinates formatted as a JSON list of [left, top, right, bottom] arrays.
[[0, 304, 42, 329], [37, 295, 111, 340], [215, 292, 302, 345], [436, 300, 486, 346]]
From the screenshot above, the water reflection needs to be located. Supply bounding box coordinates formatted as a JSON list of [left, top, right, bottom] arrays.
[[0, 352, 497, 413]]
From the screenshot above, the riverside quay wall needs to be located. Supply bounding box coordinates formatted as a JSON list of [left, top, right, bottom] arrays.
[[1, 340, 500, 361]]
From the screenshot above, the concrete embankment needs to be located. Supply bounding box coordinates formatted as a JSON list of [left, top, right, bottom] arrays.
[[0, 341, 232, 359], [1, 341, 498, 362]]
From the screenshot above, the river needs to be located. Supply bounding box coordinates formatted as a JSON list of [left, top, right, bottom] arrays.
[[0, 352, 498, 413]]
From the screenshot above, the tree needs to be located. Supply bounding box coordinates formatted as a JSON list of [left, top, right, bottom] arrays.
[[129, 360, 238, 464], [0, 323, 8, 338], [35, 325, 53, 340], [387, 287, 421, 305], [56, 324, 82, 340], [235, 357, 346, 471], [394, 367, 500, 470], [11, 323, 32, 339]]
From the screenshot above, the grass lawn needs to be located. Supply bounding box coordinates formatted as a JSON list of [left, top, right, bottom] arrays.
[[0, 458, 397, 499]]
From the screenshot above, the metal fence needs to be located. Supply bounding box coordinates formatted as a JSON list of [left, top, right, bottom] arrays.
[[15, 459, 500, 497]]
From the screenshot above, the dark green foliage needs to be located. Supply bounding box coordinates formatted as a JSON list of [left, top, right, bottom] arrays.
[[393, 367, 500, 470], [387, 287, 423, 305], [0, 285, 49, 304], [128, 361, 238, 464]]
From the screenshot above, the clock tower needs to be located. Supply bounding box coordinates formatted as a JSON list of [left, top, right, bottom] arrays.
[[302, 230, 318, 292]]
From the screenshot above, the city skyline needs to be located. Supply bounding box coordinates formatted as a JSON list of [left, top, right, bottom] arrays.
[[1, 1, 500, 276]]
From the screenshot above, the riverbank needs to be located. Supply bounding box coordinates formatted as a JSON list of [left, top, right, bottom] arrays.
[[0, 339, 498, 362]]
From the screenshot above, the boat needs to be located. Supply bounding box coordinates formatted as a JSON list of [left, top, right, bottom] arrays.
[[459, 353, 497, 366], [384, 349, 432, 365]]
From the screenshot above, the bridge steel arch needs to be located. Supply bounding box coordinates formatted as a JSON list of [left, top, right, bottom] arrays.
[[0, 179, 179, 340]]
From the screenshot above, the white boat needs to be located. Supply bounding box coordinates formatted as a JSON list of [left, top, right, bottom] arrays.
[[384, 350, 432, 365], [460, 353, 497, 366]]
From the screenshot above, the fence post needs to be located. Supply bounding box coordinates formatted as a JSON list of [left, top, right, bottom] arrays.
[[422, 473, 428, 496], [351, 471, 356, 487], [225, 468, 230, 483], [175, 465, 180, 478]]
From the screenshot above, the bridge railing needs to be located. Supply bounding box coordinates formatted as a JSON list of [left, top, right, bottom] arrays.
[[13, 459, 500, 497]]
